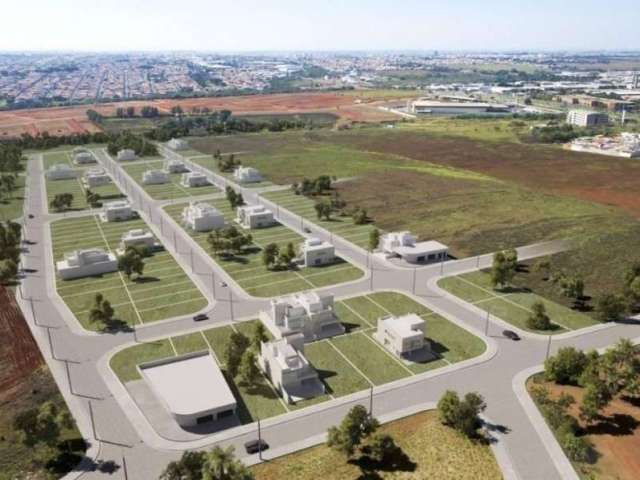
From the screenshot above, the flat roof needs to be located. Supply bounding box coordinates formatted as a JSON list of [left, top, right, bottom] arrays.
[[140, 353, 236, 416], [395, 240, 448, 256], [413, 101, 508, 108]]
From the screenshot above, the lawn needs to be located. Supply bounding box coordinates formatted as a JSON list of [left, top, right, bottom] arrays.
[[252, 409, 502, 480], [50, 215, 207, 331], [0, 174, 26, 221], [120, 159, 220, 200], [439, 270, 599, 334], [163, 199, 364, 297]]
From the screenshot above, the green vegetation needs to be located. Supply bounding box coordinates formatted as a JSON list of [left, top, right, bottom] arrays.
[[0, 220, 22, 285], [160, 445, 254, 480], [437, 390, 487, 437], [106, 132, 158, 157]]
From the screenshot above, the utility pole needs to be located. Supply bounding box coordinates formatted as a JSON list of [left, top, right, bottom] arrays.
[[485, 309, 490, 336], [88, 400, 97, 440], [545, 335, 552, 360], [369, 263, 373, 290], [412, 267, 417, 294], [257, 419, 263, 461], [122, 455, 129, 480], [173, 231, 177, 251], [46, 326, 55, 360], [64, 359, 73, 395], [229, 288, 234, 321], [190, 249, 194, 272], [211, 273, 216, 299], [369, 386, 374, 416]]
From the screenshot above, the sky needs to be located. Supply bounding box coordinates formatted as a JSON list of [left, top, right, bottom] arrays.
[[1, 0, 639, 52]]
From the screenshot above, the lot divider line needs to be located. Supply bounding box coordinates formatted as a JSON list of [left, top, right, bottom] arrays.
[[364, 295, 393, 316], [200, 331, 222, 365], [62, 276, 193, 299], [339, 300, 374, 328], [360, 331, 415, 376], [168, 337, 179, 356], [325, 339, 375, 387], [137, 297, 205, 314]]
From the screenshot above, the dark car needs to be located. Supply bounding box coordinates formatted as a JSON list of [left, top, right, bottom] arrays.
[[244, 439, 269, 455], [28, 214, 34, 219], [303, 227, 311, 233], [503, 330, 520, 341], [193, 314, 208, 322]]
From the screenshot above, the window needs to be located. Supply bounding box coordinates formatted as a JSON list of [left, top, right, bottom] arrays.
[[217, 409, 234, 419], [196, 414, 214, 424]]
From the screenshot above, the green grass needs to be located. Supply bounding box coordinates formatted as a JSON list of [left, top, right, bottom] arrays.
[[0, 174, 26, 221], [188, 154, 274, 189], [110, 339, 175, 382], [303, 341, 371, 396], [51, 215, 207, 331], [121, 159, 220, 200], [163, 199, 363, 297]]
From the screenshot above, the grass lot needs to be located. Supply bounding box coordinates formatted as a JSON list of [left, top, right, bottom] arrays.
[[43, 150, 125, 212], [110, 292, 484, 425], [439, 270, 599, 334], [163, 199, 363, 296], [252, 409, 502, 480], [0, 174, 26, 221], [120, 159, 220, 200], [50, 215, 207, 331]]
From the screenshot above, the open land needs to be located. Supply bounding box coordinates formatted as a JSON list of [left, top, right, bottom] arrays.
[[0, 174, 26, 221], [50, 215, 207, 331]]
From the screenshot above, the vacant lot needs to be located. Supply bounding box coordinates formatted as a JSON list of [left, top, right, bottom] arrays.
[[0, 174, 25, 221], [164, 199, 364, 297], [253, 409, 501, 480], [111, 292, 485, 424], [51, 215, 207, 331]]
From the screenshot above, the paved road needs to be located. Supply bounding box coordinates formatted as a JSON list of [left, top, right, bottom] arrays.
[[17, 148, 640, 479]]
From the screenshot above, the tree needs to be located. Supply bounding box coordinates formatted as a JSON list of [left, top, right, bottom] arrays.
[[594, 293, 626, 322], [13, 401, 69, 448], [251, 322, 268, 351], [49, 192, 74, 212], [490, 251, 515, 289], [202, 445, 254, 480], [544, 347, 588, 385], [314, 200, 332, 220], [238, 350, 261, 387], [526, 301, 552, 330], [560, 432, 592, 463], [327, 405, 379, 458], [88, 293, 115, 329], [532, 258, 551, 279], [285, 242, 297, 262], [579, 381, 611, 424], [224, 331, 250, 378], [262, 242, 279, 269], [352, 207, 368, 225], [368, 228, 380, 252], [171, 105, 184, 116], [160, 451, 206, 480], [118, 246, 145, 280], [368, 432, 400, 463], [437, 390, 486, 437], [0, 258, 18, 284], [225, 186, 244, 208], [85, 188, 102, 208]]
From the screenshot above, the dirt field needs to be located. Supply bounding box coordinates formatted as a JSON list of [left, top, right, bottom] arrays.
[[0, 91, 405, 138]]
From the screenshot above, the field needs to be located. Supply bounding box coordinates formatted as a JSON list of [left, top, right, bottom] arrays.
[[163, 199, 364, 297], [110, 292, 485, 424], [528, 376, 640, 480], [439, 270, 599, 334], [253, 410, 501, 480], [0, 174, 26, 221], [43, 150, 125, 212], [50, 215, 207, 331], [120, 159, 220, 200]]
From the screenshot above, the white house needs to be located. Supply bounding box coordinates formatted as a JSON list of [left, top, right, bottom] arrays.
[[261, 292, 344, 342], [381, 231, 448, 264], [56, 248, 118, 280], [375, 314, 428, 359], [167, 138, 189, 151], [73, 151, 96, 165], [118, 229, 159, 253], [258, 333, 324, 404], [233, 166, 263, 183], [117, 149, 137, 161], [83, 167, 111, 188], [299, 238, 335, 267], [46, 164, 77, 181], [180, 172, 209, 188], [182, 202, 225, 232], [236, 205, 275, 229], [100, 200, 134, 222], [142, 169, 170, 185], [165, 159, 189, 173]]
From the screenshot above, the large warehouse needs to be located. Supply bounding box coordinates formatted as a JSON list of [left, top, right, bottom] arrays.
[[410, 99, 511, 115]]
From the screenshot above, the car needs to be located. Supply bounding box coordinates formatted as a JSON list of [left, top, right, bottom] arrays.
[[244, 439, 268, 455], [193, 314, 208, 322], [28, 214, 34, 219], [503, 330, 520, 341], [303, 227, 311, 233]]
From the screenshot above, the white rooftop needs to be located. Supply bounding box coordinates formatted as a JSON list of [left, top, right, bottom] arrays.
[[380, 314, 424, 338], [394, 240, 448, 256]]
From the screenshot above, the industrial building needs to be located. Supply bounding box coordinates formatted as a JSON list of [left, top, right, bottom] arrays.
[[410, 99, 510, 115], [56, 248, 118, 280], [46, 164, 77, 180], [116, 149, 137, 161], [299, 238, 335, 267], [375, 314, 429, 359], [233, 166, 263, 183], [236, 205, 275, 229], [381, 232, 448, 264], [167, 138, 189, 151], [180, 172, 209, 188], [182, 202, 225, 232], [142, 169, 170, 185], [101, 200, 134, 222], [566, 110, 609, 127], [558, 94, 634, 112]]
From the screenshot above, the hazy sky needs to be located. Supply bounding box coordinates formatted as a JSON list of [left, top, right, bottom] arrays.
[[1, 0, 639, 52]]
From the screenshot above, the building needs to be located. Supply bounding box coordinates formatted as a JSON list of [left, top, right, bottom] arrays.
[[73, 150, 96, 165], [569, 133, 640, 158], [233, 166, 263, 183], [119, 229, 160, 253], [139, 352, 237, 427], [167, 138, 189, 151], [165, 159, 189, 173], [299, 238, 335, 267], [236, 205, 275, 229], [381, 232, 448, 264], [45, 164, 77, 180], [258, 333, 324, 404], [101, 200, 134, 222], [83, 167, 111, 188], [56, 248, 118, 280], [375, 314, 429, 359], [410, 99, 510, 115], [182, 202, 225, 232], [180, 172, 209, 188], [559, 94, 634, 112], [142, 169, 170, 185], [261, 292, 344, 341], [566, 110, 609, 127], [117, 149, 137, 161]]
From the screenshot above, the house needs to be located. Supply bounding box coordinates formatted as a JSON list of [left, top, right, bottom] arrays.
[[180, 172, 209, 188], [299, 238, 335, 266], [56, 248, 118, 280], [260, 292, 344, 342], [139, 352, 237, 427], [258, 333, 324, 404], [381, 231, 448, 264], [117, 149, 137, 161], [566, 110, 609, 127], [83, 167, 111, 188], [142, 169, 170, 185], [236, 205, 275, 229], [100, 200, 134, 222], [375, 314, 429, 359], [182, 202, 225, 232], [165, 159, 189, 173], [46, 164, 77, 180], [73, 151, 96, 165], [118, 229, 160, 253], [233, 166, 263, 183], [167, 138, 189, 151]]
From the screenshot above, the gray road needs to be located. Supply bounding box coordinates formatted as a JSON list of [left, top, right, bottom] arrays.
[[18, 149, 640, 480]]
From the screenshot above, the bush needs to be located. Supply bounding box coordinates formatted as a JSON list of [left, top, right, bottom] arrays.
[[526, 301, 552, 330], [560, 432, 592, 463], [544, 347, 589, 385]]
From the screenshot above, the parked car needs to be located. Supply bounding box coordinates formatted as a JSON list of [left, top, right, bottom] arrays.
[[28, 214, 34, 219], [193, 314, 208, 322], [303, 227, 311, 233], [244, 439, 269, 454], [503, 330, 520, 341]]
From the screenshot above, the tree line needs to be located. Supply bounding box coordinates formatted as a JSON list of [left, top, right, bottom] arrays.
[[106, 132, 158, 157]]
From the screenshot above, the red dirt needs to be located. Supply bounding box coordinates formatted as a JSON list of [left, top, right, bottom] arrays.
[[0, 287, 44, 402]]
